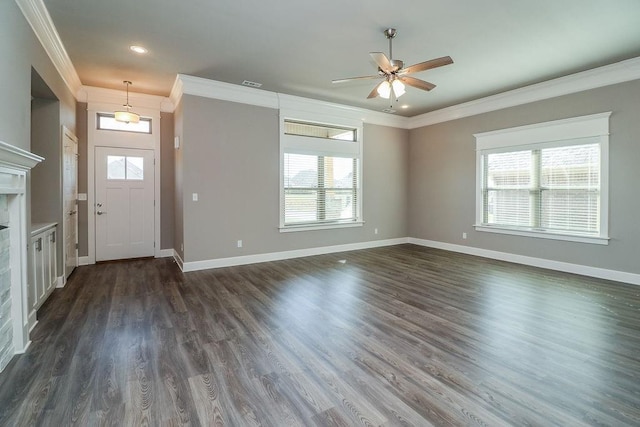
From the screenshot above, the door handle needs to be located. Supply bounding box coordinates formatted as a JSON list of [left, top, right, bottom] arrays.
[[96, 210, 106, 215], [69, 210, 77, 216]]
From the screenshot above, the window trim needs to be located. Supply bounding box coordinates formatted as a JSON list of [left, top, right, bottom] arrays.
[[474, 112, 611, 244], [97, 112, 152, 134], [279, 110, 363, 232]]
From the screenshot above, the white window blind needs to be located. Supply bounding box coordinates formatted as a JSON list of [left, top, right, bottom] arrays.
[[482, 142, 600, 234], [280, 118, 362, 230], [475, 113, 610, 244]]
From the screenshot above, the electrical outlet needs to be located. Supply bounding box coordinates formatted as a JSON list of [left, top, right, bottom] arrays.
[[462, 232, 467, 239], [374, 228, 378, 235], [237, 240, 243, 248], [192, 193, 198, 201], [180, 243, 184, 251]]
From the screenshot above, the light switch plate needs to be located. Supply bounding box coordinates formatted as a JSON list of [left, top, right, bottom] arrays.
[[192, 193, 198, 201]]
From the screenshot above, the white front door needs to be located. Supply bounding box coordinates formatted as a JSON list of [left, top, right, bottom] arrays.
[[95, 147, 155, 261], [62, 128, 78, 277]]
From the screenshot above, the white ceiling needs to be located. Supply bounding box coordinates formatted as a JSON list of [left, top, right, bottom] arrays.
[[42, 0, 640, 117]]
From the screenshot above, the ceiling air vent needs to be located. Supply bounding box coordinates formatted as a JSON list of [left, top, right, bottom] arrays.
[[242, 80, 262, 88], [382, 108, 397, 114]]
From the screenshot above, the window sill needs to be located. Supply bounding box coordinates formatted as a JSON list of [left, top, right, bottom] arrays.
[[279, 221, 364, 233], [474, 225, 609, 245]]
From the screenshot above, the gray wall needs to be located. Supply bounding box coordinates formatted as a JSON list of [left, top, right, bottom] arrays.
[[0, 2, 75, 272], [174, 99, 184, 260], [0, 2, 75, 151], [31, 99, 61, 225], [408, 79, 640, 275], [76, 102, 88, 257], [160, 112, 175, 250], [177, 94, 408, 263]]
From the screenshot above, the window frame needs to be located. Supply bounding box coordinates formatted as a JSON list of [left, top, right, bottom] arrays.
[[474, 112, 611, 245], [97, 112, 152, 134], [279, 111, 363, 232]]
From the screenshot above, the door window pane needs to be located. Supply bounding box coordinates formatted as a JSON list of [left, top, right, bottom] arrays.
[[107, 155, 145, 180], [107, 156, 126, 180], [126, 157, 144, 180]]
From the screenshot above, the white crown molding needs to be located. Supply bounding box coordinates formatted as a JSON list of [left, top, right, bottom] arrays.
[[15, 0, 82, 97], [169, 74, 184, 108], [173, 74, 410, 128], [79, 85, 173, 112], [408, 56, 640, 129]]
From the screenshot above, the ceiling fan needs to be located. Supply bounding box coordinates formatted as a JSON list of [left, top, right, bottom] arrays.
[[332, 28, 453, 102]]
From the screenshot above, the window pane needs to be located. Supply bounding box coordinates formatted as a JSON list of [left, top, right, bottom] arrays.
[[284, 154, 318, 188], [284, 120, 356, 141], [126, 157, 144, 180], [284, 189, 318, 224], [541, 190, 599, 232], [107, 156, 125, 180], [486, 189, 531, 226], [97, 113, 152, 134], [486, 151, 531, 188], [323, 189, 356, 221], [541, 144, 600, 188], [283, 153, 358, 226], [540, 143, 600, 234], [484, 151, 531, 226]]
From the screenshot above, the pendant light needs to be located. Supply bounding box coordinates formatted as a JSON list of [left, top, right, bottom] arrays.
[[114, 80, 140, 124]]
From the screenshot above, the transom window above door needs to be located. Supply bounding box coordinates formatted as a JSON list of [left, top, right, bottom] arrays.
[[97, 113, 152, 134]]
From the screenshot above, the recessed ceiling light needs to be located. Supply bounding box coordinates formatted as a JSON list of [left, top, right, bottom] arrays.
[[401, 105, 409, 109], [129, 45, 148, 54]]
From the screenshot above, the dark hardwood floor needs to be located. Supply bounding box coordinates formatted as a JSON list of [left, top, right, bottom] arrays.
[[1, 244, 639, 426]]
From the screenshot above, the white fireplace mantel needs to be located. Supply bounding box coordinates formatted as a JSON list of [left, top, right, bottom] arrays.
[[0, 140, 43, 361]]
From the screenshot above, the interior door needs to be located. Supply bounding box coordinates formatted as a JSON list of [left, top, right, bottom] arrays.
[[95, 147, 155, 261], [63, 128, 78, 278]]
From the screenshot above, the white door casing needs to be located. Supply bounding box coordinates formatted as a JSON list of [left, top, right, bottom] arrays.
[[95, 147, 155, 261], [85, 93, 165, 265], [62, 127, 78, 277]]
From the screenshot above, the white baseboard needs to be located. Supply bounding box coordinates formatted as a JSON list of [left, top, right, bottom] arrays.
[[173, 250, 184, 270], [408, 238, 640, 286], [78, 256, 91, 266], [180, 238, 409, 272], [157, 248, 174, 258], [27, 310, 37, 333]]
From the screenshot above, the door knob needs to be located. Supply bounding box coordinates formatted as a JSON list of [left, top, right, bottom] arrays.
[[96, 210, 106, 215]]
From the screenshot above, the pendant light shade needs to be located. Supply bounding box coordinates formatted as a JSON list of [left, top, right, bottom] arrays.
[[114, 81, 140, 124]]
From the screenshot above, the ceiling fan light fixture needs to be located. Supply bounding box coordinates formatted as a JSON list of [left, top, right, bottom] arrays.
[[377, 80, 391, 98], [392, 79, 406, 97], [114, 80, 140, 124]]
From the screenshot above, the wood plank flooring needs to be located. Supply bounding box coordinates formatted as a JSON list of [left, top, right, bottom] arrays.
[[1, 244, 639, 426]]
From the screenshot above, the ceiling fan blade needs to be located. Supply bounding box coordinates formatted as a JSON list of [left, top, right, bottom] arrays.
[[370, 52, 393, 73], [400, 76, 436, 91], [332, 75, 381, 84], [367, 84, 381, 99], [400, 56, 453, 75]]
